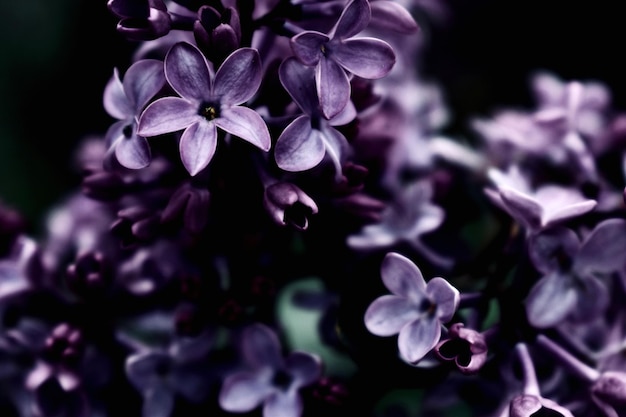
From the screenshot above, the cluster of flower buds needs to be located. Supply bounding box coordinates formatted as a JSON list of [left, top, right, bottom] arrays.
[[2, 1, 626, 416]]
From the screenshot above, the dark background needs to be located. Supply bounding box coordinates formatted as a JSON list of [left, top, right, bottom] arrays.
[[1, 0, 625, 231]]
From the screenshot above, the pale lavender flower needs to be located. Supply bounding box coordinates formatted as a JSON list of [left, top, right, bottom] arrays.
[[364, 252, 459, 364], [218, 323, 322, 417], [274, 56, 355, 174], [485, 165, 597, 232], [103, 58, 166, 169], [525, 218, 626, 328], [137, 42, 271, 176], [290, 0, 396, 119]]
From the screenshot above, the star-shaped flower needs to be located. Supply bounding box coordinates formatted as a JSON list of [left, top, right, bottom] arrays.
[[364, 252, 459, 364], [137, 42, 271, 176], [218, 323, 322, 417], [290, 0, 396, 119]]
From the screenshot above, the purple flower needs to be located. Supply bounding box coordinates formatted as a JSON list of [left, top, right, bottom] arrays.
[[107, 0, 172, 41], [103, 59, 166, 169], [290, 0, 396, 119], [218, 323, 322, 417], [525, 218, 626, 328], [263, 181, 318, 231], [434, 322, 488, 374], [274, 56, 355, 173], [137, 42, 271, 176], [364, 252, 459, 364]]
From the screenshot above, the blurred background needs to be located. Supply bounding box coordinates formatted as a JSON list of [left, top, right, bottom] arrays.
[[1, 0, 625, 233]]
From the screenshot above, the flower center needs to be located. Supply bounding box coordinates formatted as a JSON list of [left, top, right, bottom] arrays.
[[199, 102, 220, 120]]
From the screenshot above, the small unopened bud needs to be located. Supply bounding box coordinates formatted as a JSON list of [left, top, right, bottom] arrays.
[[263, 182, 318, 231]]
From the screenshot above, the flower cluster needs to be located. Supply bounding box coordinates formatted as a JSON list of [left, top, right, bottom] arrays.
[[2, 1, 626, 417]]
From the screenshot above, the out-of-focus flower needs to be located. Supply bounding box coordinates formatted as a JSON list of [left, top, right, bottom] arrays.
[[290, 0, 396, 119], [263, 181, 318, 231], [193, 5, 241, 65], [103, 59, 166, 169], [161, 181, 211, 234], [138, 42, 271, 176], [434, 322, 488, 374], [364, 252, 459, 364], [107, 0, 172, 41], [524, 218, 626, 328], [218, 323, 322, 417]]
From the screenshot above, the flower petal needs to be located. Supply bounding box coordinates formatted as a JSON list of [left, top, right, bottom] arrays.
[[215, 106, 271, 151], [369, 1, 419, 34], [103, 67, 132, 119], [125, 351, 170, 391], [123, 59, 166, 111], [568, 277, 609, 323], [241, 323, 283, 369], [527, 226, 580, 274], [284, 352, 321, 388], [179, 121, 217, 176], [214, 47, 263, 105], [263, 390, 302, 417], [274, 115, 325, 172], [398, 316, 441, 364], [498, 187, 543, 230], [165, 42, 213, 101], [316, 57, 351, 119], [138, 97, 199, 137], [290, 31, 329, 66], [115, 132, 152, 169], [219, 372, 273, 413], [143, 386, 175, 417], [278, 57, 319, 115], [364, 294, 421, 336], [331, 0, 370, 39], [427, 277, 459, 323], [575, 218, 626, 274], [380, 252, 426, 298], [333, 38, 396, 79], [525, 273, 577, 328]]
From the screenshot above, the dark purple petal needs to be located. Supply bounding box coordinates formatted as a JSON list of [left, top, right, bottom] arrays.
[[328, 100, 356, 126], [165, 42, 213, 101], [264, 391, 303, 417], [214, 48, 263, 105], [290, 31, 329, 66], [278, 57, 319, 115], [215, 106, 271, 151], [426, 277, 459, 323], [498, 187, 543, 230], [115, 133, 152, 169], [380, 252, 426, 298], [143, 386, 175, 417], [398, 316, 440, 364], [125, 351, 170, 390], [331, 0, 370, 39], [219, 372, 272, 413], [364, 294, 421, 336], [575, 218, 626, 274], [568, 277, 609, 322], [333, 38, 396, 79], [274, 115, 326, 172], [241, 324, 283, 369], [123, 59, 166, 111], [369, 1, 419, 34], [103, 68, 132, 120], [525, 273, 577, 328], [317, 57, 351, 119], [527, 226, 580, 274], [285, 352, 322, 388], [107, 0, 150, 18], [179, 121, 217, 176], [138, 97, 199, 137]]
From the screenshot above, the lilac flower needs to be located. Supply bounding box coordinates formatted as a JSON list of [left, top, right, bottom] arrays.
[[274, 56, 355, 174], [193, 5, 241, 65], [525, 218, 626, 328], [347, 179, 452, 269], [103, 59, 166, 169], [107, 0, 172, 41], [263, 181, 319, 231], [364, 252, 459, 364], [434, 322, 488, 374], [218, 323, 322, 417], [137, 42, 271, 176], [485, 165, 597, 232], [290, 0, 396, 118]]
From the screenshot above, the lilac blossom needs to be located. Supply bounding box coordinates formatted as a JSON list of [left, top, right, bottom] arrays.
[[107, 0, 172, 41], [434, 322, 488, 374], [137, 42, 271, 176], [103, 58, 166, 169], [364, 252, 459, 364], [218, 323, 322, 417], [485, 165, 597, 232], [290, 0, 396, 119], [524, 218, 626, 328], [274, 56, 355, 174], [263, 181, 319, 231]]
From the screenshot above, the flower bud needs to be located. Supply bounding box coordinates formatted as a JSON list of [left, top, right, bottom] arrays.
[[263, 182, 318, 231]]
